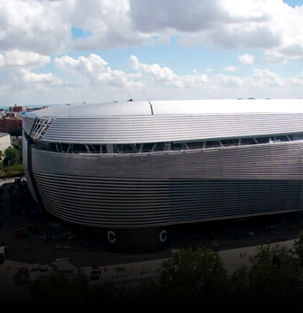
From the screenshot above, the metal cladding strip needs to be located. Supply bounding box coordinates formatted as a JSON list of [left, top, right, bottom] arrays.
[[38, 113, 303, 144], [30, 117, 53, 140], [22, 135, 38, 202], [32, 172, 303, 228], [31, 140, 303, 180], [34, 173, 171, 227], [22, 116, 36, 136]]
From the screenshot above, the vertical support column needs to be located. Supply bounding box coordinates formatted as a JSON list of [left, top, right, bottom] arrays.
[[106, 144, 113, 153]]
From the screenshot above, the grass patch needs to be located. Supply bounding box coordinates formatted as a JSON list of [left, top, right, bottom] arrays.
[[0, 164, 24, 178]]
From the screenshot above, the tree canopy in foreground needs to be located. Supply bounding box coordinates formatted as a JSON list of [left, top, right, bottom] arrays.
[[27, 243, 303, 312]]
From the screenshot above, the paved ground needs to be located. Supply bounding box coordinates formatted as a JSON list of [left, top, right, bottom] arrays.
[[0, 179, 302, 308]]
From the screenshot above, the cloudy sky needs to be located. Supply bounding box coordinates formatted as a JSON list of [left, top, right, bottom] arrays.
[[1, 0, 303, 107]]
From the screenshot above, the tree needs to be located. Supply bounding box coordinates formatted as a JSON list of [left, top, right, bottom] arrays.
[[159, 247, 230, 309], [29, 274, 121, 311], [229, 264, 250, 300], [295, 230, 303, 265], [27, 244, 303, 312], [244, 244, 299, 310], [2, 143, 22, 167]]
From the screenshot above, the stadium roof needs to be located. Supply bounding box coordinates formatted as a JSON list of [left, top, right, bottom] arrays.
[[27, 99, 303, 118]]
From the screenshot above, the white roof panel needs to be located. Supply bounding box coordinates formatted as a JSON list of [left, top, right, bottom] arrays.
[[31, 101, 151, 118], [24, 99, 303, 144], [150, 99, 303, 114], [27, 99, 303, 118]]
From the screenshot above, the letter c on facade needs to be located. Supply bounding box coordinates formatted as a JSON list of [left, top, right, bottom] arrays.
[[107, 230, 116, 243], [159, 230, 167, 242]]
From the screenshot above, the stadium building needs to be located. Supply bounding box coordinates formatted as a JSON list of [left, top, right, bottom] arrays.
[[22, 99, 303, 252]]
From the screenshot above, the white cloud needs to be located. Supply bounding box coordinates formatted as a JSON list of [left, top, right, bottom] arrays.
[[54, 54, 144, 89], [130, 0, 280, 51], [0, 54, 4, 67], [0, 0, 302, 66], [130, 0, 303, 64], [263, 50, 287, 64], [0, 0, 145, 55], [223, 66, 238, 72], [239, 53, 255, 65], [127, 57, 288, 98], [1, 1, 303, 105], [0, 0, 71, 55], [129, 55, 208, 88], [205, 68, 213, 74], [220, 0, 271, 21], [20, 69, 63, 87], [0, 66, 63, 100], [0, 50, 50, 68], [71, 0, 147, 50], [54, 54, 108, 80], [130, 0, 226, 32], [215, 74, 243, 87], [0, 52, 295, 105], [252, 68, 283, 86], [291, 71, 303, 86]]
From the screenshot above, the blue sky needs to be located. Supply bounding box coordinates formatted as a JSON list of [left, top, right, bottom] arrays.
[[1, 0, 303, 106]]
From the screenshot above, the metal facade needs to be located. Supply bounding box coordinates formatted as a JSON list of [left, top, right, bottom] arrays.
[[22, 99, 303, 229], [36, 113, 303, 144]]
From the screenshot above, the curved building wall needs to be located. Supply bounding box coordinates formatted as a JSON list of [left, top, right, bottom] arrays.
[[32, 141, 303, 180], [22, 135, 38, 202], [23, 100, 303, 252], [30, 140, 303, 228]]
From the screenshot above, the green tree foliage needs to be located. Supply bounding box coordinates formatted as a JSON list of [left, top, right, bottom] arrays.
[[229, 265, 250, 303], [295, 230, 303, 264], [249, 244, 298, 296], [0, 141, 23, 177], [2, 142, 22, 167], [28, 245, 303, 312], [29, 274, 121, 311], [230, 244, 301, 311], [159, 247, 230, 308]]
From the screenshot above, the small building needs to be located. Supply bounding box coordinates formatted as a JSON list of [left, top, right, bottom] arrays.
[[9, 104, 27, 113], [0, 132, 11, 154]]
